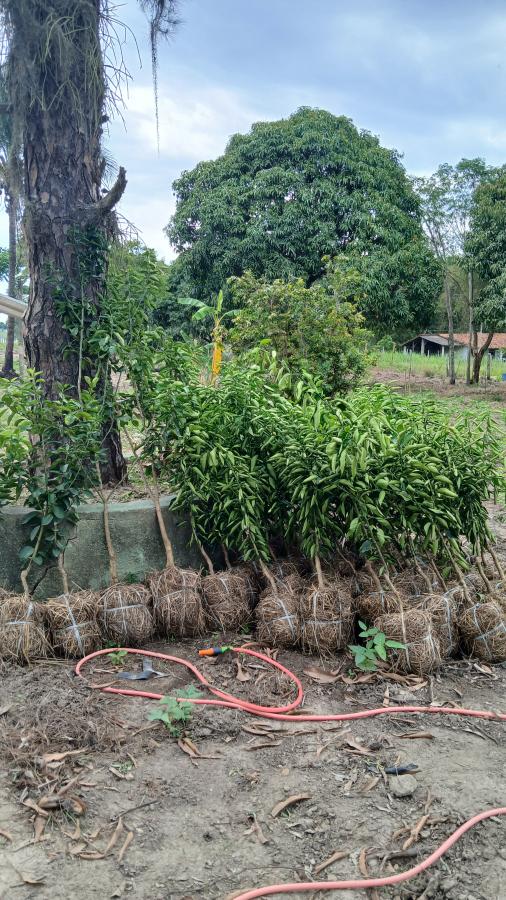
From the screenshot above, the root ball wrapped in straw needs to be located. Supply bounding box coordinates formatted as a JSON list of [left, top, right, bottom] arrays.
[[99, 584, 153, 645], [45, 592, 101, 658], [201, 572, 251, 632], [0, 596, 48, 663], [421, 593, 458, 657], [148, 566, 205, 637], [375, 609, 442, 675], [255, 585, 300, 648], [230, 564, 261, 609], [459, 601, 506, 663], [300, 586, 353, 657], [353, 590, 400, 624]]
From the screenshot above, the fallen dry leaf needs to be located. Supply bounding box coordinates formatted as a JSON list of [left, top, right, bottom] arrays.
[[109, 767, 134, 781], [41, 748, 87, 766], [358, 847, 369, 877], [0, 704, 12, 716], [303, 666, 340, 684], [78, 851, 106, 860], [244, 815, 269, 845], [33, 816, 46, 843], [399, 731, 434, 740], [244, 739, 283, 752], [118, 830, 133, 862], [271, 794, 311, 818], [22, 798, 48, 818], [340, 673, 376, 685], [343, 738, 372, 756], [235, 659, 252, 682], [20, 872, 46, 885], [0, 827, 12, 841], [38, 794, 86, 817], [314, 849, 350, 876], [104, 818, 123, 855]]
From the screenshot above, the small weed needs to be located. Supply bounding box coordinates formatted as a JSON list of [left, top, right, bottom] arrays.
[[148, 685, 202, 736], [107, 649, 128, 666], [349, 621, 406, 672]]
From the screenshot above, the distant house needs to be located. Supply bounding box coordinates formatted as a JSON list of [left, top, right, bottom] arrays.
[[401, 333, 506, 359]]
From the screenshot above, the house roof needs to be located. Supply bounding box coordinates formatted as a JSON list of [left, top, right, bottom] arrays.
[[402, 333, 506, 350], [440, 333, 506, 350]]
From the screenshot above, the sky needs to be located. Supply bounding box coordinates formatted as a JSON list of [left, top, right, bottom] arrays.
[[4, 0, 506, 266]]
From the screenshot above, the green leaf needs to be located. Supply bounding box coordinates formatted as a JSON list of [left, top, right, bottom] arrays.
[[19, 545, 34, 561]]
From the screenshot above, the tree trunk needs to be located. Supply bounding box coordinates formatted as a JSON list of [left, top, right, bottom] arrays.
[[466, 269, 473, 386], [472, 332, 494, 384], [443, 272, 455, 384], [10, 0, 127, 483], [0, 194, 17, 378]]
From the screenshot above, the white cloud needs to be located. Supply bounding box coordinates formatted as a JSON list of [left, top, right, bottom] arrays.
[[123, 81, 265, 162]]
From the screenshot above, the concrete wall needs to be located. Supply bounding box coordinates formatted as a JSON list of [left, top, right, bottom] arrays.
[[0, 495, 203, 599]]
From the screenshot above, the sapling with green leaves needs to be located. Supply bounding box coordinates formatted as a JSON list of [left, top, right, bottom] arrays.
[[349, 621, 406, 672]]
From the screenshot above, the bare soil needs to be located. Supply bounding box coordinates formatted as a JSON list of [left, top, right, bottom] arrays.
[[0, 636, 504, 900]]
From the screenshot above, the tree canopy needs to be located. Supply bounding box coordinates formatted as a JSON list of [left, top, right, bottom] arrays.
[[466, 166, 506, 332], [167, 107, 440, 333]]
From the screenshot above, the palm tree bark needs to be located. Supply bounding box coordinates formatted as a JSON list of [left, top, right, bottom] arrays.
[[0, 192, 17, 378], [8, 0, 127, 483]]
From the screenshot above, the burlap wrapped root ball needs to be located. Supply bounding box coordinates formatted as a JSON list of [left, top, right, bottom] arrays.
[[201, 571, 251, 632], [459, 601, 506, 663], [256, 584, 301, 649], [148, 566, 205, 637], [0, 596, 48, 663], [300, 586, 353, 657], [99, 584, 153, 645], [353, 590, 401, 624], [263, 558, 305, 589], [375, 609, 442, 675], [421, 593, 459, 657], [45, 591, 101, 658], [224, 564, 260, 609]]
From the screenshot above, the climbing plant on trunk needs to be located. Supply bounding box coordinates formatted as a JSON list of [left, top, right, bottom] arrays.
[[0, 0, 180, 482]]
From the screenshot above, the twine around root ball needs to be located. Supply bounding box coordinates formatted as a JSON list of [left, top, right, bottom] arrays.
[[421, 593, 458, 657], [459, 601, 506, 663], [300, 586, 353, 657], [99, 584, 153, 646], [0, 596, 48, 664], [45, 591, 101, 658], [353, 590, 400, 624], [202, 572, 251, 632], [148, 566, 206, 637], [375, 609, 442, 675], [256, 588, 300, 649], [228, 564, 260, 609]]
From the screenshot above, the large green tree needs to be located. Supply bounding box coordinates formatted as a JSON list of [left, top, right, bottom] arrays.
[[466, 167, 506, 382], [413, 159, 491, 384], [167, 108, 439, 333], [0, 0, 180, 482]]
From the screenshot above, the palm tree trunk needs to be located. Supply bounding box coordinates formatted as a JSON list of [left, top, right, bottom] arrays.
[[0, 193, 17, 378], [11, 0, 127, 483]]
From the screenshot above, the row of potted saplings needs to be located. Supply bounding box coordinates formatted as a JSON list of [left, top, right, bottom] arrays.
[[0, 483, 504, 672]]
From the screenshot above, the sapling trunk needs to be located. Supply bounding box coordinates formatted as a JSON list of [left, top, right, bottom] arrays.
[[488, 546, 505, 582], [314, 554, 325, 590], [444, 541, 471, 604], [429, 558, 447, 592], [95, 462, 118, 584], [408, 541, 433, 594], [197, 540, 215, 575], [123, 429, 175, 568], [259, 559, 278, 593], [364, 560, 383, 593], [57, 554, 70, 595], [475, 557, 492, 594], [222, 544, 232, 571], [335, 545, 358, 577]]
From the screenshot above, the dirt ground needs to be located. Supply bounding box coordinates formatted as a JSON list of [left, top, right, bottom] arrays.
[[1, 514, 505, 899], [0, 638, 504, 900]]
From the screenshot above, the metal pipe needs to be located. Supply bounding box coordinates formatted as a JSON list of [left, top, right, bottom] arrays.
[[0, 291, 27, 320]]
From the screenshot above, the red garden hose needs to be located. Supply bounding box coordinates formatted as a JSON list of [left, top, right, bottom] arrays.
[[76, 646, 506, 898]]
